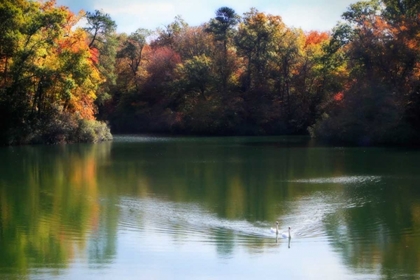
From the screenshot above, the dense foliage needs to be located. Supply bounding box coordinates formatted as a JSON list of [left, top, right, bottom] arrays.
[[1, 0, 419, 145], [0, 0, 112, 145], [107, 9, 340, 136], [310, 0, 420, 145]]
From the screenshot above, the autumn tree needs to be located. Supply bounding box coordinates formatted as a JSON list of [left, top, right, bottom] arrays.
[[117, 28, 151, 91], [84, 10, 118, 116], [102, 2, 417, 142], [151, 15, 188, 50], [311, 0, 420, 144], [0, 0, 111, 145], [206, 7, 239, 92], [235, 9, 286, 90]]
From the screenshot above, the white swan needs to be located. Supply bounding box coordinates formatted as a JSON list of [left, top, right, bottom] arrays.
[[281, 227, 292, 239], [270, 221, 279, 234]]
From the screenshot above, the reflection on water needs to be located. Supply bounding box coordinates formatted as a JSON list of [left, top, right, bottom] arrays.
[[1, 136, 420, 279]]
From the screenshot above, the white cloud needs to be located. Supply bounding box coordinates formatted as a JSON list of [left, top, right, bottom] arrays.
[[101, 2, 175, 16], [93, 1, 175, 32], [275, 5, 336, 31], [265, 0, 354, 31], [62, 0, 356, 33]]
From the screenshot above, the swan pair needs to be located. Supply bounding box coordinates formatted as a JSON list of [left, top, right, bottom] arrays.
[[271, 221, 291, 238]]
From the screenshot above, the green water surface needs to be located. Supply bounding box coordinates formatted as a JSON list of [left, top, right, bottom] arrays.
[[1, 136, 420, 279]]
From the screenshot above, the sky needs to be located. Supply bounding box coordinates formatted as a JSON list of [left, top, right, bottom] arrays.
[[56, 0, 356, 34]]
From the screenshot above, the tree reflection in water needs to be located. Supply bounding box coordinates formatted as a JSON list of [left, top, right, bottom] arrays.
[[1, 137, 420, 279]]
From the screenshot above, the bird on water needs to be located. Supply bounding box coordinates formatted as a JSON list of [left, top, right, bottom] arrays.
[[281, 226, 291, 239], [271, 222, 292, 239], [270, 221, 279, 234]]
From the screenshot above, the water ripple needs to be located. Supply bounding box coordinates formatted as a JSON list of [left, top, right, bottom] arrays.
[[116, 197, 280, 242], [287, 176, 381, 184]]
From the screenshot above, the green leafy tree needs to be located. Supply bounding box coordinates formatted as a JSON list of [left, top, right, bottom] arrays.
[[235, 9, 286, 90], [84, 10, 118, 116], [206, 7, 239, 92], [176, 55, 213, 100]]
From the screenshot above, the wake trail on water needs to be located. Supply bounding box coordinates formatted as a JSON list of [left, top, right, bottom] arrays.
[[286, 175, 381, 185], [117, 197, 276, 239], [115, 174, 380, 242]]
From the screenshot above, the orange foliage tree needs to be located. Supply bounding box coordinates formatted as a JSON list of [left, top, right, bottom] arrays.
[[0, 0, 110, 144], [310, 0, 420, 144]]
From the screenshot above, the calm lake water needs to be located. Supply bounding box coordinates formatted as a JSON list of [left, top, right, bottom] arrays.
[[1, 136, 420, 279]]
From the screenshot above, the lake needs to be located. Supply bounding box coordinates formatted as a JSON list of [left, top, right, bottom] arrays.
[[1, 136, 420, 279]]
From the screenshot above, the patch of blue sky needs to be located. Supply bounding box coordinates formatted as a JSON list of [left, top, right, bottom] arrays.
[[56, 0, 355, 34]]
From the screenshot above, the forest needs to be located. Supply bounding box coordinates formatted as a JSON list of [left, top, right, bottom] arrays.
[[0, 0, 419, 145]]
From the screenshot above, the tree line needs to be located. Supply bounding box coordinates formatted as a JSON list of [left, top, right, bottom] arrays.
[[1, 0, 419, 145]]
